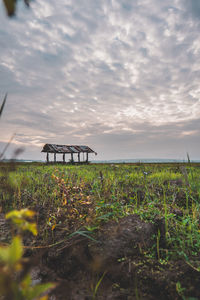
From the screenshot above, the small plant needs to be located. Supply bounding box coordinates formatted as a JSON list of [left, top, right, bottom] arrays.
[[0, 209, 55, 300], [156, 229, 161, 260], [91, 271, 106, 300], [176, 281, 186, 299], [176, 281, 198, 300]]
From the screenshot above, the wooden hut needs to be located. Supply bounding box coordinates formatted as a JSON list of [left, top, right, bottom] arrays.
[[41, 144, 97, 163]]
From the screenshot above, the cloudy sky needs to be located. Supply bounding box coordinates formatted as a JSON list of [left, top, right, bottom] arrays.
[[0, 0, 200, 161]]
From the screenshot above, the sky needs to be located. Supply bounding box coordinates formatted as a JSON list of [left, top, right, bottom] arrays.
[[0, 0, 200, 161]]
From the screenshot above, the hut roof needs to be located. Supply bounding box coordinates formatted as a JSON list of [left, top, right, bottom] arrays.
[[41, 144, 97, 154]]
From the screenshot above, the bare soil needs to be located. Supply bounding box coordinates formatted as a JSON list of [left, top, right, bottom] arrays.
[[33, 215, 200, 300], [1, 212, 200, 299]]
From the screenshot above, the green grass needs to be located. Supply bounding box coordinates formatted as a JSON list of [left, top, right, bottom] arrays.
[[1, 162, 200, 264]]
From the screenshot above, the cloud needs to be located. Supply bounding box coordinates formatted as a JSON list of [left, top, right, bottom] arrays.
[[0, 0, 200, 160], [184, 0, 200, 19]]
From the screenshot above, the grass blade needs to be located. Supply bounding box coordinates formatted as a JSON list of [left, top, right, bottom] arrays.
[[0, 93, 7, 118], [92, 271, 107, 299], [69, 230, 98, 243], [0, 133, 16, 160]]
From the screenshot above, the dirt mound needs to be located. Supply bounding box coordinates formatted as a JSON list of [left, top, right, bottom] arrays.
[[41, 215, 178, 299], [44, 215, 156, 275], [88, 215, 156, 272]]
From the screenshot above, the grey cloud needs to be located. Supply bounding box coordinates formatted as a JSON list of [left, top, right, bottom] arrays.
[[185, 0, 200, 19], [0, 0, 200, 160]]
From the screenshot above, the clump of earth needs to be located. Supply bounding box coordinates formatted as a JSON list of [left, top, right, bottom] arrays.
[[34, 215, 200, 300]]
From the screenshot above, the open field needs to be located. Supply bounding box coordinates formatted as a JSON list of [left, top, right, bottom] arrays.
[[1, 162, 200, 299]]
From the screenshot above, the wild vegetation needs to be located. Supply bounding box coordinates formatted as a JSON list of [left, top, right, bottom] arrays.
[[0, 162, 200, 299]]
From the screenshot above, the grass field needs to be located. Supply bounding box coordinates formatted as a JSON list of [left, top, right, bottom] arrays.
[[1, 162, 200, 299]]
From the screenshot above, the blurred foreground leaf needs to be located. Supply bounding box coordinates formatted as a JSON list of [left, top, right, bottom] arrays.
[[0, 236, 23, 267], [6, 209, 38, 236], [2, 0, 30, 17], [6, 208, 36, 219], [21, 276, 55, 300], [9, 236, 23, 266]]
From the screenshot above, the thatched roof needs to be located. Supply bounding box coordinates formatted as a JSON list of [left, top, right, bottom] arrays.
[[41, 144, 97, 154]]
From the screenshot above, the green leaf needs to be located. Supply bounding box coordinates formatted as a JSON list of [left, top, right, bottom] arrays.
[[69, 230, 98, 242], [6, 209, 37, 235], [23, 222, 38, 236], [9, 236, 23, 265], [93, 272, 106, 299], [25, 283, 55, 300], [0, 237, 23, 266], [21, 274, 32, 289], [0, 246, 9, 263], [6, 209, 36, 221]]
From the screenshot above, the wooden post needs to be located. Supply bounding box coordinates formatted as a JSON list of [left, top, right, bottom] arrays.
[[54, 153, 56, 163], [71, 153, 74, 163], [86, 152, 88, 163], [46, 152, 49, 163], [78, 152, 80, 163], [63, 153, 65, 163]]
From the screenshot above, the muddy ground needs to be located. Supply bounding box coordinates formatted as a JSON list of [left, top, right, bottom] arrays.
[[1, 213, 200, 299], [24, 214, 200, 300]]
